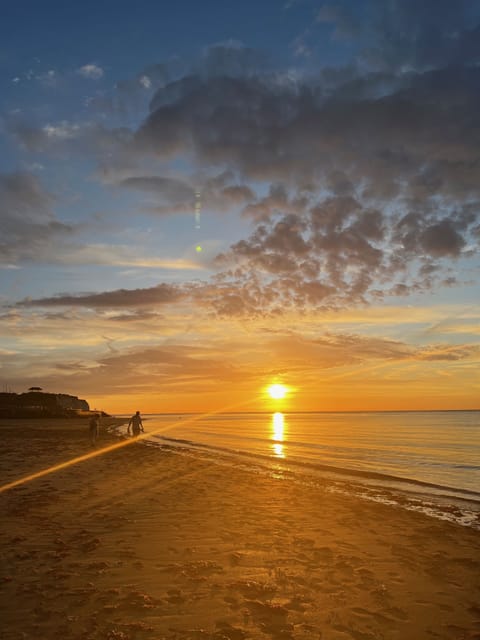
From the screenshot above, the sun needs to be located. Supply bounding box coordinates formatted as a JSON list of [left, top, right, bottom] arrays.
[[267, 384, 287, 400]]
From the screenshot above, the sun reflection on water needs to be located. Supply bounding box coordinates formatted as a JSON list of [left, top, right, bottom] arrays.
[[272, 412, 286, 458]]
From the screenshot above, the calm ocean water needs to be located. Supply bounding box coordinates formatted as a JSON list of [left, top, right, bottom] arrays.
[[116, 411, 480, 529]]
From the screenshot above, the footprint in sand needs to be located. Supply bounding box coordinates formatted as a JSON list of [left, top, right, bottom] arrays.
[[385, 606, 408, 621], [228, 580, 277, 599]]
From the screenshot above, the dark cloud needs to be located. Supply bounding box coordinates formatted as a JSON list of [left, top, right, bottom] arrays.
[[106, 310, 165, 322], [134, 64, 480, 213], [419, 220, 465, 257], [18, 283, 183, 308], [220, 184, 255, 204], [0, 172, 73, 265]]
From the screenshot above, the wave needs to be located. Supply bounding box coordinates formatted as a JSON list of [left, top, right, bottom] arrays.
[[155, 434, 479, 497], [149, 434, 480, 531]]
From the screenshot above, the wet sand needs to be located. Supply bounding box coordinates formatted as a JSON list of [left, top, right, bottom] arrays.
[[0, 418, 479, 640]]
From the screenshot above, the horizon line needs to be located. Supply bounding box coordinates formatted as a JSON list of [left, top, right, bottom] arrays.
[[118, 408, 480, 416]]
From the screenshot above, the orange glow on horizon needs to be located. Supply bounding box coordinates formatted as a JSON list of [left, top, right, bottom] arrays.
[[86, 359, 480, 415]]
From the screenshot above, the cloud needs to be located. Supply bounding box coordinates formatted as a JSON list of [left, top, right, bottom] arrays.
[[266, 330, 480, 375], [269, 332, 411, 369], [241, 183, 309, 222], [0, 172, 75, 266], [419, 220, 465, 257], [82, 63, 172, 117], [43, 121, 83, 140], [10, 119, 132, 157], [122, 33, 479, 311], [416, 344, 480, 361], [3, 310, 478, 400], [0, 172, 206, 270], [116, 171, 255, 217], [98, 344, 247, 385], [36, 69, 57, 87], [213, 194, 475, 311], [139, 75, 151, 89], [0, 172, 54, 223], [77, 64, 104, 80], [119, 175, 195, 204], [136, 66, 480, 204], [26, 243, 205, 269], [17, 283, 184, 308], [317, 0, 480, 71], [6, 16, 480, 313]]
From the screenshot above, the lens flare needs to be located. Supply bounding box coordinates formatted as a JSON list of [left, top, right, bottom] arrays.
[[0, 398, 255, 495], [194, 190, 201, 229]]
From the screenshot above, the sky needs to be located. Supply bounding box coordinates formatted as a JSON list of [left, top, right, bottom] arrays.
[[1, 0, 480, 414]]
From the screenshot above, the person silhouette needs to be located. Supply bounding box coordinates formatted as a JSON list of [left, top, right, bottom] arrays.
[[89, 413, 99, 446], [127, 410, 144, 437]]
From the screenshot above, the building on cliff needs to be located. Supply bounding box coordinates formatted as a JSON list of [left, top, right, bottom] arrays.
[[0, 391, 90, 417]]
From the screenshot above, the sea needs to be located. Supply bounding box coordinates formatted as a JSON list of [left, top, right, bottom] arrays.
[[115, 411, 480, 530]]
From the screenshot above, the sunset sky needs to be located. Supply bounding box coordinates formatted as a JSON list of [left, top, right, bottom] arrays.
[[1, 0, 479, 413]]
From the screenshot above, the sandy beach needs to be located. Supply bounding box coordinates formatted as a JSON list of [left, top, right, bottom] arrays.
[[0, 418, 479, 640]]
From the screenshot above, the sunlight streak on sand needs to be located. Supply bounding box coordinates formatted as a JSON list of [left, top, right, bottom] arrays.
[[0, 398, 255, 494]]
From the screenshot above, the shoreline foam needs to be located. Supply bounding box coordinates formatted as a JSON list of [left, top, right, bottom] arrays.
[[140, 432, 480, 531], [131, 410, 480, 495]]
